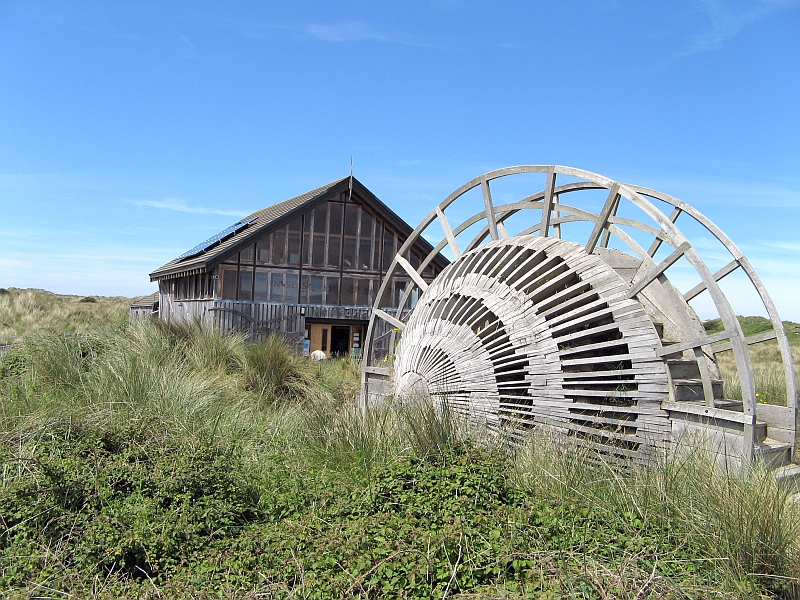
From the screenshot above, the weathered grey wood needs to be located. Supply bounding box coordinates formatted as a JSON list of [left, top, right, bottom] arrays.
[[481, 178, 500, 241], [713, 329, 778, 353], [540, 169, 556, 238], [436, 206, 462, 260], [627, 242, 691, 299], [360, 165, 796, 466], [684, 259, 740, 302], [374, 308, 405, 330], [647, 207, 681, 257], [656, 329, 734, 356], [396, 254, 429, 292], [585, 184, 620, 253]]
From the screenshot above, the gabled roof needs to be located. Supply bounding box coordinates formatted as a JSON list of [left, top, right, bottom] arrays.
[[150, 176, 448, 281], [130, 292, 159, 308]]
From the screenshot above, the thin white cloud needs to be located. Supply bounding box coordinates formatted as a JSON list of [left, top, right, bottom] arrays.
[[762, 241, 800, 252], [127, 197, 250, 217], [684, 0, 799, 55], [305, 21, 385, 43], [641, 178, 800, 209], [303, 20, 436, 47]]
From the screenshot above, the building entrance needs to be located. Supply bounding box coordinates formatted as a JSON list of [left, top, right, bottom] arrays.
[[330, 326, 350, 356], [306, 322, 365, 358]]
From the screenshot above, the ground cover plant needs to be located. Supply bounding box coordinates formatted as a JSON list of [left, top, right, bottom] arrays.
[[1, 318, 799, 598]]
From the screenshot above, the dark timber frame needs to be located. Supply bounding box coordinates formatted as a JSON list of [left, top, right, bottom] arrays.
[[145, 177, 449, 354]]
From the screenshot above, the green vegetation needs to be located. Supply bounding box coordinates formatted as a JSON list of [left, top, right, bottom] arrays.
[[2, 321, 799, 598], [0, 287, 133, 342], [703, 316, 800, 406], [704, 315, 800, 346]]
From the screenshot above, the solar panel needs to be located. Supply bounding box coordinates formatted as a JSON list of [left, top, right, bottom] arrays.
[[176, 218, 256, 261]]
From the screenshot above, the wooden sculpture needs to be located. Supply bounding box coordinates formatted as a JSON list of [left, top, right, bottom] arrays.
[[360, 166, 797, 467]]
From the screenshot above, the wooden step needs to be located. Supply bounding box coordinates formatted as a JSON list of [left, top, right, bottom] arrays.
[[755, 438, 793, 469], [714, 399, 743, 412], [755, 421, 768, 444], [660, 340, 682, 357], [666, 359, 701, 380], [773, 464, 800, 493], [673, 378, 724, 402]]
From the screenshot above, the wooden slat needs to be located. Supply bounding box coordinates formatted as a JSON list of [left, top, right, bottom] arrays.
[[540, 168, 557, 237], [627, 242, 691, 299], [364, 366, 391, 376], [374, 308, 405, 330], [396, 254, 429, 292], [436, 206, 462, 260], [585, 184, 620, 253], [647, 207, 681, 257], [481, 178, 499, 241], [683, 259, 740, 302], [656, 329, 734, 357], [713, 329, 778, 353], [662, 402, 753, 424]]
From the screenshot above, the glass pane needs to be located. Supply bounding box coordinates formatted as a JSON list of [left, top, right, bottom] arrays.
[[302, 214, 312, 265], [313, 205, 328, 234], [328, 234, 341, 268], [328, 203, 343, 236], [287, 217, 301, 265], [357, 278, 371, 306], [309, 276, 324, 304], [343, 235, 357, 269], [343, 203, 359, 269], [326, 276, 339, 305], [239, 268, 253, 301], [240, 244, 254, 264], [300, 275, 308, 303], [256, 236, 271, 265], [327, 203, 342, 268], [254, 269, 269, 302], [273, 227, 286, 264], [341, 277, 356, 306], [410, 251, 420, 270], [359, 238, 372, 271], [344, 204, 359, 236], [288, 216, 302, 235], [270, 273, 283, 302], [285, 274, 299, 303], [394, 280, 407, 308], [288, 230, 301, 265], [359, 210, 374, 270], [382, 227, 395, 272], [220, 266, 237, 300]]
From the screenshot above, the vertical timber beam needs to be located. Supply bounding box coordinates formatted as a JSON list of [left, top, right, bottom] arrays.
[[648, 207, 682, 257], [436, 206, 462, 261], [599, 194, 621, 248], [585, 184, 621, 253], [481, 178, 500, 241], [540, 168, 556, 237], [552, 194, 562, 239]]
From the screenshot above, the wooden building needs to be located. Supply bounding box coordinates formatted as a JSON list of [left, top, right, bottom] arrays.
[[145, 177, 448, 357]]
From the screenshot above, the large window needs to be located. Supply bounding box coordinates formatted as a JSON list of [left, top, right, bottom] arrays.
[[209, 194, 441, 306]]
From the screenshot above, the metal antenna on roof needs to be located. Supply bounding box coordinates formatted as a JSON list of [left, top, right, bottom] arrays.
[[348, 155, 353, 203]]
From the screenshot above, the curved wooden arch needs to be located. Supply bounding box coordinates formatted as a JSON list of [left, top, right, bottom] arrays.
[[361, 166, 797, 464]]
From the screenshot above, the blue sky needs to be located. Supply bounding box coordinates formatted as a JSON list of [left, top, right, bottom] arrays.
[[1, 1, 798, 320]]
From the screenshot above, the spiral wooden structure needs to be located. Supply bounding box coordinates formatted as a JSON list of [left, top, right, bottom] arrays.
[[360, 166, 797, 466]]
